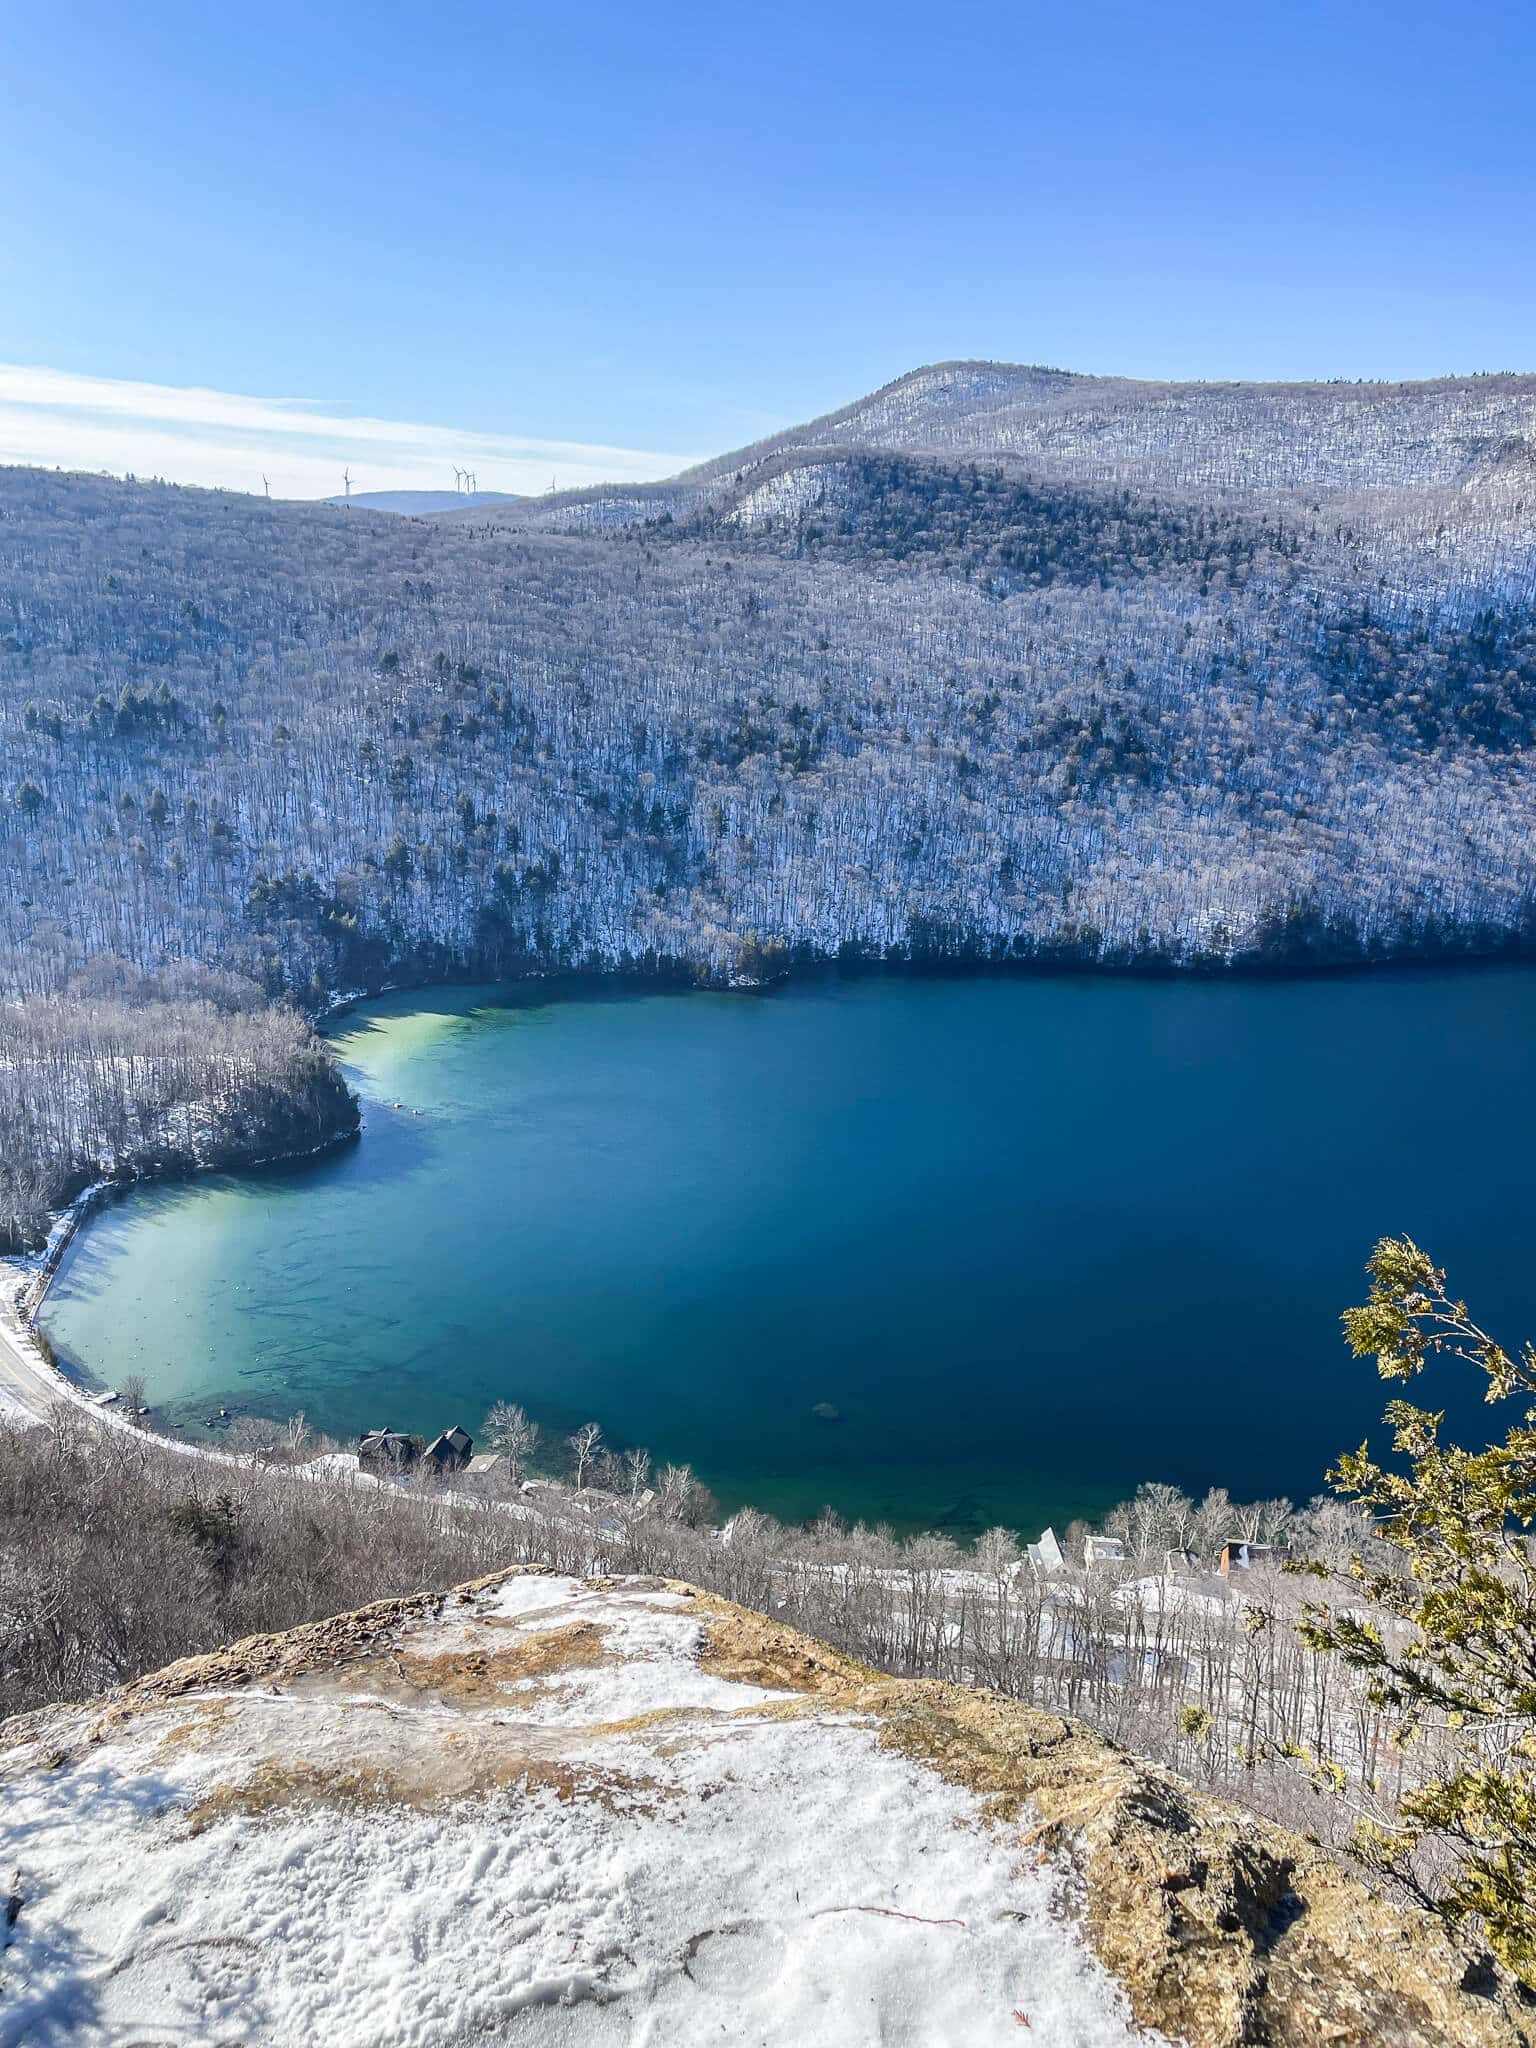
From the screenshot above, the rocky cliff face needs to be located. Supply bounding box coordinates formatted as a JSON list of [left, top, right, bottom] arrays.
[[0, 1569, 1528, 2047]]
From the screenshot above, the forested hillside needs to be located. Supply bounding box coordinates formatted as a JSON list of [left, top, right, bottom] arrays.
[[0, 965, 359, 1249], [3, 363, 1536, 1022]]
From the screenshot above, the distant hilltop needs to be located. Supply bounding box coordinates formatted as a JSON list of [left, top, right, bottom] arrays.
[[324, 488, 524, 516], [683, 358, 1536, 490]]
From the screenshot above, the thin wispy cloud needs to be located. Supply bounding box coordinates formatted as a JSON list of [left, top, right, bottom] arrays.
[[0, 364, 698, 499]]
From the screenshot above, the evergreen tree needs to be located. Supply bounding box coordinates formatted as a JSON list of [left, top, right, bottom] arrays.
[[1303, 1237, 1536, 1981]]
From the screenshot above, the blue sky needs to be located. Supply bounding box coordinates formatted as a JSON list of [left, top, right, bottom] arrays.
[[3, 0, 1533, 495]]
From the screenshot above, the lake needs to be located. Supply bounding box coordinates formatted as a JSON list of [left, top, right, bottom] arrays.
[[40, 970, 1536, 1538]]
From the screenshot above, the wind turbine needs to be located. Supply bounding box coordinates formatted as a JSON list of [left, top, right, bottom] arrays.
[[342, 467, 353, 502], [261, 475, 270, 498], [452, 466, 464, 493]]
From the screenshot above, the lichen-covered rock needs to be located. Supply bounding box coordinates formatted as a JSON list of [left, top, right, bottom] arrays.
[[0, 1570, 1529, 2046]]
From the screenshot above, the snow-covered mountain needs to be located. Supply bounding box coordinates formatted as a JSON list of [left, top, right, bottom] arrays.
[[688, 359, 1536, 491], [2, 1567, 1523, 2046], [464, 360, 1536, 534], [2, 361, 1535, 1010]]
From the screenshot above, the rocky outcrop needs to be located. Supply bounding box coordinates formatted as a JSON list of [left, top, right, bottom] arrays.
[[1, 1569, 1529, 2046]]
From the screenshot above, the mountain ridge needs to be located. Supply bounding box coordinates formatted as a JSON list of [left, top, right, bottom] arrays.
[[436, 357, 1536, 538]]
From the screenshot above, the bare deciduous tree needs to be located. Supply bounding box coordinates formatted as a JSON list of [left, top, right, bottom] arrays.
[[482, 1401, 541, 1484], [567, 1421, 604, 1489], [225, 1415, 284, 1463]]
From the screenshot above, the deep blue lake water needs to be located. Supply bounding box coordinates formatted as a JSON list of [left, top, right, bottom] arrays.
[[41, 970, 1536, 1537]]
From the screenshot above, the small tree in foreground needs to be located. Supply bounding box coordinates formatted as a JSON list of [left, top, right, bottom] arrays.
[[1302, 1236, 1536, 1983]]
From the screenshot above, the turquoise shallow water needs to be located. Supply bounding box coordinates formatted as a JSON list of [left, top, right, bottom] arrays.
[[41, 970, 1536, 1537]]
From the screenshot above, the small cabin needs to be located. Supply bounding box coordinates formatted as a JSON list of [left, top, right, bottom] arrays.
[[1084, 1535, 1128, 1568], [465, 1452, 502, 1480], [1164, 1548, 1203, 1578], [1219, 1541, 1286, 1578], [358, 1428, 420, 1474], [422, 1424, 474, 1475], [1026, 1526, 1065, 1574]]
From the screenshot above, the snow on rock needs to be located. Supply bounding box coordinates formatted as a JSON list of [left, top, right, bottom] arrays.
[[3, 1571, 1529, 2048], [0, 1571, 1153, 2048]]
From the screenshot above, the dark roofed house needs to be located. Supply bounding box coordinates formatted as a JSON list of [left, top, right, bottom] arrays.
[[422, 1425, 474, 1475], [358, 1428, 420, 1474]]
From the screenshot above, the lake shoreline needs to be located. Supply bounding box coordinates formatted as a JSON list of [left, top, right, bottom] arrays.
[[24, 947, 1509, 1294], [38, 965, 1536, 1541], [2, 1118, 367, 1452], [306, 938, 1536, 1040], [22, 947, 1526, 1322]]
